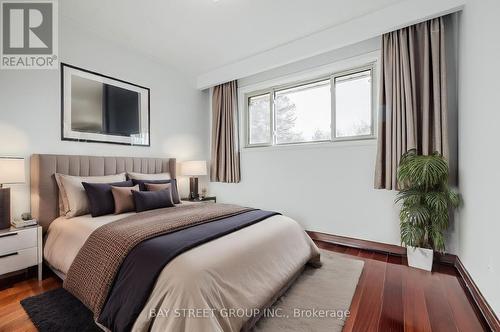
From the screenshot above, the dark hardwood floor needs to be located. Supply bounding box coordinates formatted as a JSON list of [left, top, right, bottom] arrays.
[[315, 241, 489, 332], [0, 241, 489, 332]]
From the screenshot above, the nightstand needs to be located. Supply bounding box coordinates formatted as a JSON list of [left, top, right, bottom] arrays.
[[0, 225, 42, 281], [181, 196, 217, 203]]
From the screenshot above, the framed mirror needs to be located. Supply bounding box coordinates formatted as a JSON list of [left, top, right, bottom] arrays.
[[61, 63, 150, 146]]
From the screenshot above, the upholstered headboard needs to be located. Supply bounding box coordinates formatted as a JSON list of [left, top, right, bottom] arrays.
[[30, 154, 176, 231]]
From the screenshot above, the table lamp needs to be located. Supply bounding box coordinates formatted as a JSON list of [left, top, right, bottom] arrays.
[[182, 161, 207, 200], [0, 157, 25, 229]]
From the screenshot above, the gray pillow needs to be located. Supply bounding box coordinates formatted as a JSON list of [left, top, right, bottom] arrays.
[[131, 179, 181, 204], [132, 189, 174, 212]]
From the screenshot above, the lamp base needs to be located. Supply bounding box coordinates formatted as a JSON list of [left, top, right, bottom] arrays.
[[0, 187, 11, 230], [189, 177, 199, 200]]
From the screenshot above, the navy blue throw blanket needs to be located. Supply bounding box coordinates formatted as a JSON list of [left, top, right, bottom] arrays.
[[98, 209, 279, 332]]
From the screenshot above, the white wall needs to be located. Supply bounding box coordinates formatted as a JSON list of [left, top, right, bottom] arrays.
[[210, 39, 403, 247], [458, 0, 500, 315], [211, 141, 400, 245], [0, 18, 209, 218]]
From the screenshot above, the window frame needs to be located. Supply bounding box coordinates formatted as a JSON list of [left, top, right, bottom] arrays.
[[244, 63, 376, 148]]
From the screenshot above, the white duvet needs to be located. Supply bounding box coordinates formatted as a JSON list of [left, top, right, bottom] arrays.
[[44, 209, 320, 332]]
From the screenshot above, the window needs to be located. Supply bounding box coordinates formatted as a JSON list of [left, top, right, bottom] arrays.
[[248, 93, 271, 145], [275, 80, 331, 144], [246, 65, 374, 147], [334, 70, 372, 138]]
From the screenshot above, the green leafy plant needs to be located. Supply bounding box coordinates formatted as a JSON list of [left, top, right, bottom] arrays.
[[396, 149, 460, 253]]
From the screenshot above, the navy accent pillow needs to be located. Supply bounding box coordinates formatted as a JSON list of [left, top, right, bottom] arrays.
[[131, 179, 181, 204], [82, 180, 134, 217], [132, 189, 175, 212]]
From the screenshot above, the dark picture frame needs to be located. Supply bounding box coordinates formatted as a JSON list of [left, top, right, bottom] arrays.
[[61, 63, 150, 146]]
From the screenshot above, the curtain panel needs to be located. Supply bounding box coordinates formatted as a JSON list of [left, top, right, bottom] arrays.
[[375, 17, 449, 190], [210, 81, 241, 183]]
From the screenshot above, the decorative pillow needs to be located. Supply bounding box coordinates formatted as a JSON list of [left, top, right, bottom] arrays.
[[132, 189, 174, 212], [132, 179, 181, 204], [145, 182, 171, 192], [55, 173, 127, 218], [111, 185, 139, 214], [82, 181, 133, 217], [127, 172, 170, 181]]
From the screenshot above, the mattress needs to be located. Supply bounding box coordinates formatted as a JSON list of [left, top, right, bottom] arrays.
[[44, 209, 320, 331]]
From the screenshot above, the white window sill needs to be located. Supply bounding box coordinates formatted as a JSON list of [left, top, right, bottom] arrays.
[[241, 137, 377, 153]]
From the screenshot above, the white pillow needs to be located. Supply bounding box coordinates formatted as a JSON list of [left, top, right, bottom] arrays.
[[127, 172, 171, 180], [54, 174, 69, 216], [55, 173, 126, 218]]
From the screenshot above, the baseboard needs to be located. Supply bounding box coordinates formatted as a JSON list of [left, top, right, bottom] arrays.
[[306, 230, 406, 256], [306, 230, 500, 331], [306, 230, 457, 264], [455, 257, 500, 331]]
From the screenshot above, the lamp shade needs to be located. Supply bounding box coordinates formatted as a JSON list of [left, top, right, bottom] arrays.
[[0, 157, 26, 184], [182, 160, 207, 176]]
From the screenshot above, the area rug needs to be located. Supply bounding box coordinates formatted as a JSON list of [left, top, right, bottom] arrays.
[[20, 287, 101, 332], [21, 250, 363, 332], [254, 250, 364, 331]]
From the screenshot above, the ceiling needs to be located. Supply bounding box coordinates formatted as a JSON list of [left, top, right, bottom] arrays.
[[61, 0, 403, 78]]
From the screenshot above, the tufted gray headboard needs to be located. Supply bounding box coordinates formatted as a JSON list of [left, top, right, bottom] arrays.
[[30, 154, 176, 231]]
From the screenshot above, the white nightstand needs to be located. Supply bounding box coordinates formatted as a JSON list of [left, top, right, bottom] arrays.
[[0, 225, 42, 281]]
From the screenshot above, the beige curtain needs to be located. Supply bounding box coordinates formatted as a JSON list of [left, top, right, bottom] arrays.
[[375, 17, 449, 190], [210, 81, 241, 183]]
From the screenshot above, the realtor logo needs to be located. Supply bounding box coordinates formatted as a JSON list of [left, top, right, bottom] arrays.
[[1, 0, 58, 69]]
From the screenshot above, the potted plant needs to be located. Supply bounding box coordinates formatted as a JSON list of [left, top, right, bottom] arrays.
[[396, 149, 460, 271]]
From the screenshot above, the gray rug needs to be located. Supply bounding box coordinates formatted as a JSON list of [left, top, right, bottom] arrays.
[[20, 287, 101, 332], [21, 250, 363, 332], [255, 250, 364, 332]]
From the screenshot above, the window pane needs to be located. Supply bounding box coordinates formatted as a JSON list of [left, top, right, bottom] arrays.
[[275, 80, 331, 144], [335, 70, 372, 138], [248, 93, 271, 145]]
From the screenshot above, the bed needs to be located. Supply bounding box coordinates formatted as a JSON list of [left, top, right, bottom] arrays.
[[31, 154, 320, 332]]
